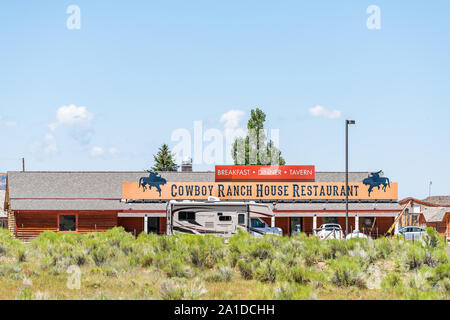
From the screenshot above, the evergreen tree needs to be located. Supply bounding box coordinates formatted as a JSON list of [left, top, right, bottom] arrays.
[[231, 108, 286, 165], [151, 144, 179, 171]]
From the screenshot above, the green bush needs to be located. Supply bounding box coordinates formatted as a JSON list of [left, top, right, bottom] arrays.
[[273, 282, 316, 300], [254, 260, 283, 283], [237, 260, 255, 280], [206, 266, 233, 282], [288, 265, 312, 285], [381, 272, 404, 290], [330, 257, 366, 288]]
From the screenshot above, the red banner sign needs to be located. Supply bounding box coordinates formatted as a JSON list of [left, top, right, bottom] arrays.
[[215, 165, 315, 181]]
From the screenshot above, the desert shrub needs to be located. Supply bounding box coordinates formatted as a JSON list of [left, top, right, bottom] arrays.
[[138, 250, 155, 268], [288, 265, 312, 285], [375, 237, 395, 260], [399, 245, 426, 270], [16, 249, 26, 263], [273, 282, 316, 300], [206, 266, 233, 282], [237, 260, 255, 280], [159, 279, 186, 299], [248, 241, 274, 260], [254, 260, 283, 283], [159, 278, 207, 300], [68, 250, 87, 266], [0, 265, 23, 279], [422, 227, 445, 248], [427, 263, 450, 287], [101, 265, 118, 277], [0, 243, 7, 256], [320, 239, 351, 260], [164, 257, 195, 278], [184, 235, 226, 268], [330, 257, 366, 288], [381, 272, 404, 290], [91, 248, 109, 266]]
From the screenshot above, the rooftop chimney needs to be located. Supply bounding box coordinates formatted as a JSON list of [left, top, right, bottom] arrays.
[[181, 157, 192, 172]]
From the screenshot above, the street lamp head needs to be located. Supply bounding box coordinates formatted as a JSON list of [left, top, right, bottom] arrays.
[[346, 120, 356, 125]]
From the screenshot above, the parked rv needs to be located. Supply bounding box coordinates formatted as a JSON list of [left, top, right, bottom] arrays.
[[166, 198, 282, 239], [314, 224, 344, 240]]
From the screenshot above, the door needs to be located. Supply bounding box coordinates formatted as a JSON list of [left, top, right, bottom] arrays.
[[147, 217, 159, 234], [290, 217, 302, 235]]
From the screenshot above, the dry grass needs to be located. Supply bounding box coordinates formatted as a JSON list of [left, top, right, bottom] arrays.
[[0, 227, 448, 300]]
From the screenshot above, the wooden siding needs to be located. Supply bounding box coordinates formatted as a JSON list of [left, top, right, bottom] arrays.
[[78, 212, 117, 233], [117, 217, 144, 236], [15, 212, 57, 240], [159, 217, 167, 235], [275, 217, 289, 236], [15, 211, 118, 240]]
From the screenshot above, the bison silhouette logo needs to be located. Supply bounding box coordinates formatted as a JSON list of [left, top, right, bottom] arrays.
[[139, 170, 167, 196], [362, 170, 390, 197]]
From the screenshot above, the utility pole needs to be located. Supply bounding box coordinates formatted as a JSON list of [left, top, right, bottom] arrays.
[[22, 157, 25, 172], [345, 120, 356, 236], [429, 181, 432, 198]]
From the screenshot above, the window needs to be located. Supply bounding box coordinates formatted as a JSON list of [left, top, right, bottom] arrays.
[[219, 216, 232, 222], [59, 215, 76, 232], [361, 217, 376, 231], [251, 218, 265, 228], [179, 211, 196, 221], [322, 217, 338, 224], [238, 214, 245, 225]]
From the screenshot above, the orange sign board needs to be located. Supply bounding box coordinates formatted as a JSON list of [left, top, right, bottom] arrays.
[[122, 181, 398, 200]]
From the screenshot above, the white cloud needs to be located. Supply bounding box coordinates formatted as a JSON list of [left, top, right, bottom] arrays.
[[309, 105, 342, 119], [90, 146, 120, 158], [50, 105, 93, 130], [49, 105, 94, 145]]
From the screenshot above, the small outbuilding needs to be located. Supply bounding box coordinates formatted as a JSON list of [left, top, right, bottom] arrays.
[[398, 196, 450, 240]]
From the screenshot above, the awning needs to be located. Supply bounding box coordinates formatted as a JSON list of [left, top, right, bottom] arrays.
[[274, 211, 399, 217], [118, 212, 166, 218]]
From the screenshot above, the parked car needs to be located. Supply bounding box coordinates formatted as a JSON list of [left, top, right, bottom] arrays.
[[345, 230, 370, 239], [249, 218, 283, 237], [314, 224, 344, 240], [397, 226, 426, 241]]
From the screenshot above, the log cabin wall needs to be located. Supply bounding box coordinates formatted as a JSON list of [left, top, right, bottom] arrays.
[[14, 211, 118, 241], [117, 217, 144, 235], [78, 212, 118, 233]]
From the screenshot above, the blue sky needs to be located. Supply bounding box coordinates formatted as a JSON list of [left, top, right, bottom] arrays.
[[0, 1, 449, 199]]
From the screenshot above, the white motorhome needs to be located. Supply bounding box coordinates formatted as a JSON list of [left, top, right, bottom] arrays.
[[166, 198, 282, 238]]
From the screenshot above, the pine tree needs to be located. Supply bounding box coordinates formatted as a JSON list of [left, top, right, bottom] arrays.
[[232, 108, 286, 165], [151, 144, 179, 171]]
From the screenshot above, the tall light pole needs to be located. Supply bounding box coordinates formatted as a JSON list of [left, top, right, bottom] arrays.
[[345, 120, 356, 236]]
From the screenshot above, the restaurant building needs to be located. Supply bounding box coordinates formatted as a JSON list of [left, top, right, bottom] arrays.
[[3, 165, 402, 240]]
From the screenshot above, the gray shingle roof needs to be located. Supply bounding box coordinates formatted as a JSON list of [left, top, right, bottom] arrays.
[[422, 207, 449, 222], [422, 196, 450, 206]]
